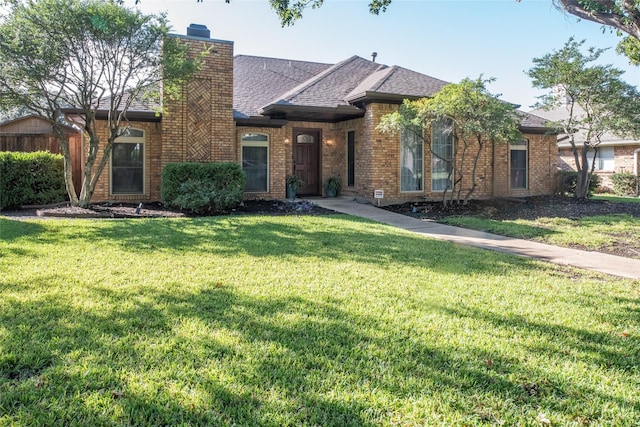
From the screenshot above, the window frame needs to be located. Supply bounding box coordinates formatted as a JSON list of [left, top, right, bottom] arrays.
[[346, 130, 355, 188], [509, 139, 529, 190], [430, 119, 454, 192], [241, 133, 270, 193], [110, 128, 145, 195], [588, 146, 615, 171], [400, 125, 424, 192]]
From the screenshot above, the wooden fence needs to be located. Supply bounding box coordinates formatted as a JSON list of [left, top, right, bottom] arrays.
[[0, 133, 82, 195]]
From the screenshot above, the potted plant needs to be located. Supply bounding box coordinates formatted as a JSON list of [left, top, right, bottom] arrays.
[[286, 175, 303, 200], [325, 176, 342, 197]]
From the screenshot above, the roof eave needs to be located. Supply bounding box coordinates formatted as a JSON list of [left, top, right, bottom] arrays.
[[260, 104, 366, 122]]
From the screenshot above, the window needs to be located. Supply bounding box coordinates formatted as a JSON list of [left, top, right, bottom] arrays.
[[510, 139, 528, 189], [111, 129, 144, 194], [431, 119, 454, 192], [347, 131, 355, 187], [588, 146, 614, 171], [400, 126, 423, 191], [242, 133, 269, 192]]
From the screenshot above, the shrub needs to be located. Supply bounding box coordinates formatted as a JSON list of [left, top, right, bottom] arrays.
[[611, 171, 638, 196], [161, 162, 245, 213], [556, 171, 600, 198], [0, 151, 66, 209]]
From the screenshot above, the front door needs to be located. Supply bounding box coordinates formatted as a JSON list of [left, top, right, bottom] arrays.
[[293, 129, 320, 195]]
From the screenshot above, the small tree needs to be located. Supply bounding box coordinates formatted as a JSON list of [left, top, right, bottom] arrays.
[[0, 0, 199, 207], [377, 77, 521, 205], [527, 38, 640, 200]]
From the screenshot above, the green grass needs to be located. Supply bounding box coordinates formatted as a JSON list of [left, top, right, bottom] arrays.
[[1, 215, 639, 426], [592, 194, 640, 204], [442, 214, 640, 254]]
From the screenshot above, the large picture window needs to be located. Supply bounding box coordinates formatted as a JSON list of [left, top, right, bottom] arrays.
[[242, 133, 269, 192], [510, 139, 528, 189], [431, 119, 454, 192], [400, 126, 423, 191], [111, 129, 144, 194]]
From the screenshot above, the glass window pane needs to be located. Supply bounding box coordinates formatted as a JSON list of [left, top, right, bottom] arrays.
[[243, 145, 268, 192], [347, 131, 355, 187], [510, 150, 527, 189], [112, 143, 144, 194], [400, 126, 423, 191], [431, 119, 453, 192]]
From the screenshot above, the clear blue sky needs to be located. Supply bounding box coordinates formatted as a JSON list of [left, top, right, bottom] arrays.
[[126, 0, 640, 110]]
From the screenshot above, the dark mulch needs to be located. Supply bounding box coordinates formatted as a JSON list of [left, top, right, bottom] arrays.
[[3, 199, 337, 219], [382, 195, 640, 221]]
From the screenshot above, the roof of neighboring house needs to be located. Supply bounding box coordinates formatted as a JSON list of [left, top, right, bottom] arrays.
[[531, 104, 638, 146], [0, 114, 79, 134], [517, 111, 551, 133]]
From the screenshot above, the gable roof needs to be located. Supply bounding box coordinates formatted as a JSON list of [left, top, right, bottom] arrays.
[[235, 54, 452, 123], [0, 114, 79, 135]]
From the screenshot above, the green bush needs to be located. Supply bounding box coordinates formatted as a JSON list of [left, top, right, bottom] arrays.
[[611, 171, 638, 196], [556, 170, 600, 198], [161, 162, 245, 213], [0, 151, 67, 209]]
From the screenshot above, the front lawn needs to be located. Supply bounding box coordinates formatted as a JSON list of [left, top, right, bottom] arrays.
[[1, 215, 639, 426], [442, 214, 640, 259]]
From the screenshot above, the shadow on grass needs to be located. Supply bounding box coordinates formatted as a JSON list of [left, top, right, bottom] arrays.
[[29, 215, 542, 277], [2, 278, 639, 425]]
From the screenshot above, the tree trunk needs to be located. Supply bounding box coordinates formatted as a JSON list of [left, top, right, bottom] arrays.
[[574, 147, 590, 200], [52, 125, 79, 206]]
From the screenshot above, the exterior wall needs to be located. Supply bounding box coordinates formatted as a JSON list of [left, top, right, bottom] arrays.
[[161, 35, 235, 165], [89, 121, 162, 203], [558, 144, 640, 191]]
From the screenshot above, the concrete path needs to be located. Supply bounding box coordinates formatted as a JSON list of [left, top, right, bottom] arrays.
[[310, 197, 640, 280]]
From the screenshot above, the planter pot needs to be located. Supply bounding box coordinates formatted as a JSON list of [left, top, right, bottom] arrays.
[[326, 188, 337, 197], [286, 184, 297, 200]]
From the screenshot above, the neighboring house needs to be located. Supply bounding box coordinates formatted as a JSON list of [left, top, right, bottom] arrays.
[[67, 24, 557, 205], [531, 103, 640, 191], [0, 114, 82, 193]]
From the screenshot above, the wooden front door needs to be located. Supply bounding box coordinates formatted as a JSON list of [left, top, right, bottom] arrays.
[[293, 129, 320, 195]]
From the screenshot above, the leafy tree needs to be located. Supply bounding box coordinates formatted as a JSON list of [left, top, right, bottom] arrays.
[[378, 77, 521, 205], [527, 38, 640, 200], [0, 0, 199, 207]]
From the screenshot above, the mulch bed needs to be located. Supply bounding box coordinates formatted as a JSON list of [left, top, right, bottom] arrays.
[[15, 199, 337, 219]]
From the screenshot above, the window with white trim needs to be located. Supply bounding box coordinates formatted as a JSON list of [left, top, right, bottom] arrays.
[[242, 133, 269, 192], [588, 146, 614, 171], [111, 128, 144, 194], [431, 119, 454, 192], [400, 126, 423, 191], [510, 139, 528, 189]]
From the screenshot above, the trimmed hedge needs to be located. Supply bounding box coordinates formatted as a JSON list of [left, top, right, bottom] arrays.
[[0, 151, 67, 209], [161, 162, 246, 213], [557, 170, 600, 198], [611, 171, 638, 196]]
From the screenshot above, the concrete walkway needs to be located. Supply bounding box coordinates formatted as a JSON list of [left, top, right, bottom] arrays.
[[310, 197, 640, 280]]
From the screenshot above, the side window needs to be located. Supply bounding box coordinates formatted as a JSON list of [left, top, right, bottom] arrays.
[[241, 133, 269, 192], [400, 126, 423, 191], [112, 129, 144, 194], [510, 139, 528, 189]]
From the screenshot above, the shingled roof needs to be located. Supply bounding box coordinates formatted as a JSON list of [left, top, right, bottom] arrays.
[[234, 54, 452, 123]]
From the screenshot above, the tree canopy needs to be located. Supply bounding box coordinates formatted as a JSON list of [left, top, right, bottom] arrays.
[[0, 0, 199, 207], [527, 38, 640, 199], [378, 77, 521, 204]]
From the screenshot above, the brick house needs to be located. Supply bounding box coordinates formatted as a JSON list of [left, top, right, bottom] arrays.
[[532, 103, 640, 192], [79, 25, 557, 205]]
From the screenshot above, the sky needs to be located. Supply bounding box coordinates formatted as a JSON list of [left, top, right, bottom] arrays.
[[125, 0, 640, 111]]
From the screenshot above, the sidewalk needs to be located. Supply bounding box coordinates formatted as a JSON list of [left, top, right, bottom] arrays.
[[310, 197, 640, 280]]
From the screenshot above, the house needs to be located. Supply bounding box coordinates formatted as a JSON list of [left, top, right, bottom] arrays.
[[531, 102, 640, 192], [74, 24, 557, 206], [0, 114, 82, 192]]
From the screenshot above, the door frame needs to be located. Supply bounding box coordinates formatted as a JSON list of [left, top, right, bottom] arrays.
[[292, 127, 322, 196]]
